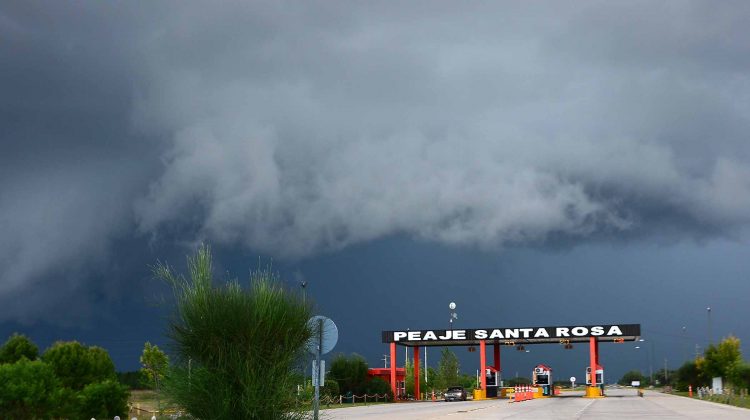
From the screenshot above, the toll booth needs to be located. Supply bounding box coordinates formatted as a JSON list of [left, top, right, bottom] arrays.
[[484, 366, 500, 398], [533, 364, 553, 396], [585, 365, 604, 387]]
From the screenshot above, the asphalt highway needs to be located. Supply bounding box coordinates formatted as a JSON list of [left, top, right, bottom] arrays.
[[322, 389, 750, 419]]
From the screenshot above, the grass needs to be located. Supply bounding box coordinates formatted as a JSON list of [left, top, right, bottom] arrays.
[[311, 401, 390, 411], [130, 389, 392, 418], [671, 390, 750, 410], [129, 389, 182, 418]]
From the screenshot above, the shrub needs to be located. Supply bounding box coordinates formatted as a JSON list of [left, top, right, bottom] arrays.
[[157, 245, 312, 420], [366, 377, 393, 397], [0, 358, 60, 418], [76, 379, 130, 419]]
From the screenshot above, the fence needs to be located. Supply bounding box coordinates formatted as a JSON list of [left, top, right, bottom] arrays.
[[299, 393, 392, 408]]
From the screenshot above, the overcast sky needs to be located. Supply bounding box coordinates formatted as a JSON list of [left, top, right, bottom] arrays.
[[2, 1, 750, 380]]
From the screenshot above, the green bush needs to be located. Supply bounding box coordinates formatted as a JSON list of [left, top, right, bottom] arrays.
[[329, 353, 370, 395], [157, 245, 312, 420], [365, 377, 393, 397], [76, 379, 130, 419], [0, 358, 60, 418], [323, 379, 340, 398], [117, 370, 146, 389]]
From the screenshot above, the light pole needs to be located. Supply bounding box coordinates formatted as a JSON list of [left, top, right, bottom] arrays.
[[300, 280, 308, 388], [636, 339, 654, 386], [449, 302, 457, 330], [682, 326, 688, 362], [425, 346, 428, 383], [707, 307, 713, 346]]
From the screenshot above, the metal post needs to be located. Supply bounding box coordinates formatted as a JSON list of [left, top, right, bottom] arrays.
[[707, 307, 713, 346], [314, 318, 322, 420], [480, 340, 487, 392], [424, 347, 428, 383], [682, 326, 688, 363], [649, 341, 654, 386]]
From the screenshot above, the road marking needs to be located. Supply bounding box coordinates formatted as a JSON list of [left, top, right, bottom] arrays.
[[574, 399, 596, 419]]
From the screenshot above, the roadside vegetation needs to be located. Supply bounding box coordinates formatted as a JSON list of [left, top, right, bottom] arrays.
[[155, 244, 312, 420], [619, 336, 750, 391], [0, 333, 129, 418], [619, 336, 750, 410]]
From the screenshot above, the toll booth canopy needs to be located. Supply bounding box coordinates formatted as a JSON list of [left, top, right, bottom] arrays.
[[381, 324, 640, 400]]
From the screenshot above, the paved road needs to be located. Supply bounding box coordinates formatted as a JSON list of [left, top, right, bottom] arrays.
[[321, 389, 750, 419]]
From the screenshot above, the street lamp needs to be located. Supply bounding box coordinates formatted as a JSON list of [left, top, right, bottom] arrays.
[[707, 307, 713, 346], [449, 302, 457, 330], [636, 339, 654, 386], [682, 326, 688, 362]]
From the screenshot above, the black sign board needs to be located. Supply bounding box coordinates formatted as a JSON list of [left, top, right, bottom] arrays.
[[382, 324, 640, 346]]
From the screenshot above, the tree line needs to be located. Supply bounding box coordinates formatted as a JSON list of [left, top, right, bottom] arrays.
[[618, 336, 750, 391], [0, 334, 129, 418]]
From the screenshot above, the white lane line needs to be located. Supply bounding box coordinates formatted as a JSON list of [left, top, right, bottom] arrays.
[[574, 399, 596, 419]]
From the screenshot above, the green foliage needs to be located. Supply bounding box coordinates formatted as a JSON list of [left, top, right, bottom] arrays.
[[117, 370, 145, 389], [436, 348, 460, 389], [0, 358, 61, 418], [365, 377, 392, 396], [423, 367, 438, 392], [404, 358, 414, 396], [727, 362, 750, 390], [653, 368, 677, 387], [329, 353, 370, 395], [675, 360, 703, 390], [505, 377, 532, 386], [702, 336, 743, 382], [322, 379, 340, 398], [140, 341, 169, 390], [458, 373, 476, 390], [42, 341, 116, 390], [0, 333, 39, 364], [618, 370, 647, 386], [75, 379, 130, 419], [157, 245, 312, 420]]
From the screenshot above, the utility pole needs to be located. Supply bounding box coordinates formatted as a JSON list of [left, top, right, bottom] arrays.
[[682, 326, 688, 362], [665, 359, 669, 384], [649, 341, 654, 386]]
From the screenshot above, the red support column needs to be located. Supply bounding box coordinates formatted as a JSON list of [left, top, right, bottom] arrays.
[[480, 340, 487, 391], [390, 342, 397, 399], [493, 343, 501, 372], [594, 338, 600, 369], [589, 337, 597, 387], [413, 347, 421, 400]]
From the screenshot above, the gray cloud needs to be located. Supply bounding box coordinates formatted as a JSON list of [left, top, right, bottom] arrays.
[[2, 1, 750, 320], [132, 1, 750, 255]]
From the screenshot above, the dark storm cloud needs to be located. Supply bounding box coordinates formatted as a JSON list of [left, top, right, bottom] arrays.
[[2, 1, 750, 321]]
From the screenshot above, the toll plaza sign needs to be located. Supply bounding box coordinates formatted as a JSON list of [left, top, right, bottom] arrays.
[[382, 324, 640, 346]]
